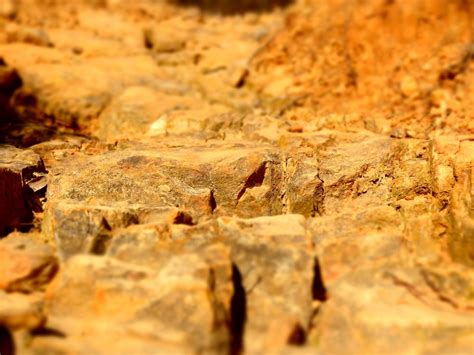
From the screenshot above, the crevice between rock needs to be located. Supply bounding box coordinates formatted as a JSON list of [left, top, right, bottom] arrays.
[[312, 258, 327, 302], [230, 264, 246, 355], [236, 162, 267, 201], [0, 326, 15, 355]]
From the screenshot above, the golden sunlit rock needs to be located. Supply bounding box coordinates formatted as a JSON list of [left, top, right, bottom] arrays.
[[0, 0, 473, 354]]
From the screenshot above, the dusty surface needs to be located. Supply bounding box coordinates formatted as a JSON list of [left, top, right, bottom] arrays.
[[0, 0, 473, 354]]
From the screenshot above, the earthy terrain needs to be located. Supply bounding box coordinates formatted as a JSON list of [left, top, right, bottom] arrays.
[[0, 0, 473, 354]]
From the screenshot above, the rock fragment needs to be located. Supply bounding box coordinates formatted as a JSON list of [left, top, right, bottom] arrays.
[[144, 27, 186, 53], [109, 214, 315, 353], [43, 140, 286, 257], [307, 265, 474, 355]]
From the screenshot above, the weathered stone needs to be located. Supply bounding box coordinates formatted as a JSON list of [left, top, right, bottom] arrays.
[[0, 234, 58, 292], [144, 26, 187, 53], [448, 166, 474, 266], [45, 244, 233, 353], [107, 214, 315, 353], [0, 146, 46, 234], [30, 335, 195, 355], [307, 266, 474, 355], [43, 140, 286, 257], [309, 206, 403, 282], [213, 215, 315, 353], [285, 151, 323, 216], [97, 86, 228, 141], [147, 104, 230, 138], [0, 47, 185, 128]]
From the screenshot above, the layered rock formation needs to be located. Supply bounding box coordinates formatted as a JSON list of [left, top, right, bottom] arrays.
[[0, 0, 473, 354]]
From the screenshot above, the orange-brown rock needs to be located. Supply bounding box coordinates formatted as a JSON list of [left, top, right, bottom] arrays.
[[0, 0, 473, 354]]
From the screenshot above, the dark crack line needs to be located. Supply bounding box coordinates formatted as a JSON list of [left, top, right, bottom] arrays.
[[236, 162, 267, 201]]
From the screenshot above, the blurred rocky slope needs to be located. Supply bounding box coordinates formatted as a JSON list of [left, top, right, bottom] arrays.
[[0, 0, 473, 354]]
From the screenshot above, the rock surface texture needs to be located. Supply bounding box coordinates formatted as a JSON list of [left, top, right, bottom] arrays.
[[0, 0, 473, 354]]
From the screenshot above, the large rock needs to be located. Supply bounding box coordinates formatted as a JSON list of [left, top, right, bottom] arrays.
[[44, 244, 233, 354], [306, 265, 474, 355], [305, 203, 474, 354], [43, 140, 286, 258], [107, 214, 315, 353], [211, 214, 315, 353], [309, 206, 403, 283]]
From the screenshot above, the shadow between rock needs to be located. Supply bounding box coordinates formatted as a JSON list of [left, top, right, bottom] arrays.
[[171, 0, 293, 15]]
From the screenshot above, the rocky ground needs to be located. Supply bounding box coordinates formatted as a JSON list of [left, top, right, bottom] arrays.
[[0, 0, 473, 354]]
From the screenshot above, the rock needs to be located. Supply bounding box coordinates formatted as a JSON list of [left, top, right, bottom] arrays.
[[77, 9, 145, 48], [0, 234, 58, 292], [42, 202, 155, 259], [307, 265, 474, 355], [0, 145, 46, 235], [97, 86, 227, 141], [279, 132, 413, 216], [213, 214, 315, 352], [429, 137, 474, 266], [144, 27, 186, 53], [400, 74, 419, 98], [1, 1, 473, 354], [47, 28, 145, 57], [285, 152, 323, 216], [44, 244, 233, 353], [448, 154, 474, 266], [108, 214, 315, 353], [147, 105, 230, 138], [0, 291, 45, 330], [43, 140, 286, 257], [29, 137, 86, 169], [30, 335, 195, 355]]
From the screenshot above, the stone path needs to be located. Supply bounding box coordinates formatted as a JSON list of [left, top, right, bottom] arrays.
[[0, 1, 473, 354]]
